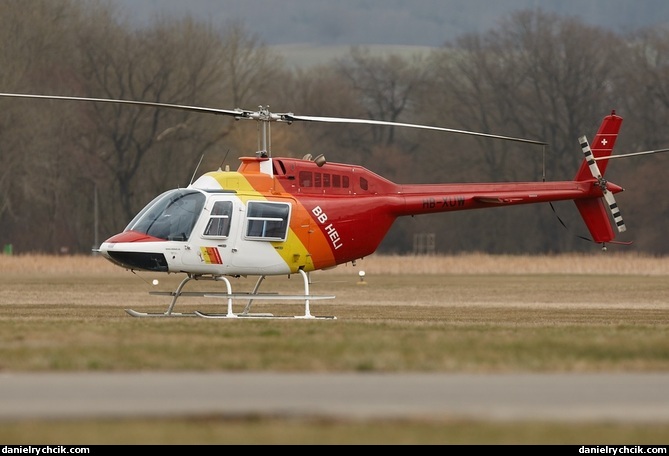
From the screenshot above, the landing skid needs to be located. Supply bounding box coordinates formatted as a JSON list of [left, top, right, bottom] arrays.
[[125, 269, 336, 320], [125, 309, 198, 318], [193, 311, 336, 320]]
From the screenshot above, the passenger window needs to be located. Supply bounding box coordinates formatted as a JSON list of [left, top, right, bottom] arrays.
[[204, 201, 233, 237], [299, 171, 312, 187], [245, 201, 291, 241]]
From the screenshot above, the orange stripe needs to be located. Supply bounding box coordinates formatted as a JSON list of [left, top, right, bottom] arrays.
[[207, 247, 222, 264]]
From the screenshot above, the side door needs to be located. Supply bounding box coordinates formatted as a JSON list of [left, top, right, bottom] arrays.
[[182, 196, 240, 269], [227, 199, 293, 273]]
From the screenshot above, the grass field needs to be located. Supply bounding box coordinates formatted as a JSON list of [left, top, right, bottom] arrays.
[[1, 252, 668, 444]]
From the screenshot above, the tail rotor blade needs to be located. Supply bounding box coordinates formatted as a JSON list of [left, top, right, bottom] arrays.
[[602, 189, 626, 233], [579, 135, 604, 180]]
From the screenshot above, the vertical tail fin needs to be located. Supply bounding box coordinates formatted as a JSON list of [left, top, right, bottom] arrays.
[[573, 111, 624, 244], [574, 111, 623, 180]]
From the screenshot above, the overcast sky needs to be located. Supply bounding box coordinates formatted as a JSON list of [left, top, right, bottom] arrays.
[[111, 0, 669, 47]]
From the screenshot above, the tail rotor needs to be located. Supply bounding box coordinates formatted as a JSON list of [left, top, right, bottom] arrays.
[[579, 135, 626, 233]]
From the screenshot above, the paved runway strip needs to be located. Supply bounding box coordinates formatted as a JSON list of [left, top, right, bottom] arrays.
[[1, 372, 668, 422]]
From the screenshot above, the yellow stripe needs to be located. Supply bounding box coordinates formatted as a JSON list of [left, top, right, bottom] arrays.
[[208, 171, 316, 273], [200, 247, 212, 264]]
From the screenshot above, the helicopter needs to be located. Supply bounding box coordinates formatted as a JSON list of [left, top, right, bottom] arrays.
[[1, 92, 665, 320]]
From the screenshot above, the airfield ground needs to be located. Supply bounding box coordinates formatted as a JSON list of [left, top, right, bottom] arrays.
[[0, 252, 667, 444]]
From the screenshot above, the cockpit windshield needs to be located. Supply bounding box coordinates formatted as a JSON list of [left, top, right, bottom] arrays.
[[125, 189, 206, 241]]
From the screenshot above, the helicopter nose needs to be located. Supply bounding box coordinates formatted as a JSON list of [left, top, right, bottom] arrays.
[[99, 231, 169, 272], [104, 231, 164, 243]]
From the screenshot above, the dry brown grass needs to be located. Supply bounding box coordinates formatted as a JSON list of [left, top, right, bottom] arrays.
[[346, 252, 669, 275], [1, 251, 668, 276]]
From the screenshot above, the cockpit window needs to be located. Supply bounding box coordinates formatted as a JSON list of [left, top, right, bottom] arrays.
[[125, 189, 206, 241]]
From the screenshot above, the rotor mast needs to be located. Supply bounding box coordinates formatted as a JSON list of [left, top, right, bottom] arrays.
[[236, 106, 295, 158]]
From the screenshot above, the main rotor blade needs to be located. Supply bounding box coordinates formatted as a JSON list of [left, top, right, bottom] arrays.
[[0, 92, 246, 118], [286, 114, 547, 146], [595, 148, 669, 161], [0, 92, 547, 145]]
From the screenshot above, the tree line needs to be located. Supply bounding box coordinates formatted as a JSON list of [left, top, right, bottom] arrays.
[[1, 0, 668, 255]]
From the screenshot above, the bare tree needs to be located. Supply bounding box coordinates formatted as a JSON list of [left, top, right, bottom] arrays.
[[0, 0, 87, 252], [421, 9, 626, 253], [0, 2, 290, 253], [218, 22, 286, 107], [69, 14, 234, 236], [616, 28, 669, 253], [205, 21, 290, 166], [269, 64, 362, 160], [335, 46, 430, 147]]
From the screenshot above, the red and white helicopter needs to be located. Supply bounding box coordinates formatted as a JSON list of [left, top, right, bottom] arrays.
[[1, 92, 664, 319]]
